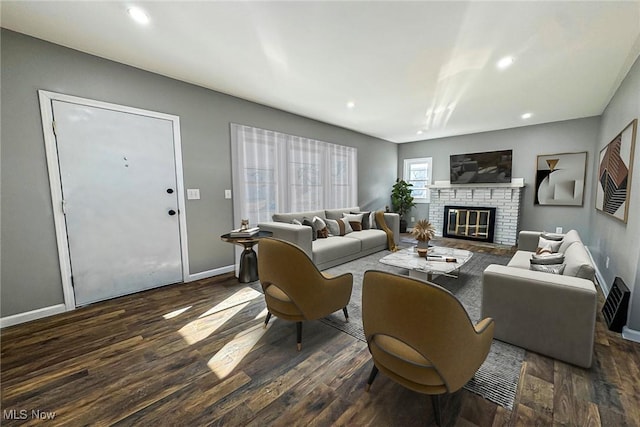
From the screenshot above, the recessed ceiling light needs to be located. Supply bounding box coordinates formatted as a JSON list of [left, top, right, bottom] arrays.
[[497, 56, 515, 70], [128, 7, 150, 25], [346, 101, 355, 109], [521, 112, 532, 119]]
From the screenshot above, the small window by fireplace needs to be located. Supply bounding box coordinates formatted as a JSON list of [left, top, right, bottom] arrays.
[[403, 157, 432, 203], [443, 206, 496, 243]]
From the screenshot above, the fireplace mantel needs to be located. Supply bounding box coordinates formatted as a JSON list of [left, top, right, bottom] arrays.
[[428, 178, 525, 189]]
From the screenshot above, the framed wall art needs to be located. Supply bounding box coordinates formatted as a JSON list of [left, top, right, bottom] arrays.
[[596, 119, 637, 223], [535, 151, 588, 206]]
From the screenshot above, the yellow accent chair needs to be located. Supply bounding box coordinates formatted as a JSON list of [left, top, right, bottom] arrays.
[[258, 237, 353, 351], [362, 270, 494, 426]]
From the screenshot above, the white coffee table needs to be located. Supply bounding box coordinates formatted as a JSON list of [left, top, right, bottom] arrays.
[[379, 246, 473, 281]]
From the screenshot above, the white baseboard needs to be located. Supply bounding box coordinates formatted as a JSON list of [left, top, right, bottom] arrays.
[[622, 326, 640, 343], [186, 265, 235, 282], [585, 246, 609, 295], [1, 304, 67, 328], [2, 267, 236, 328]]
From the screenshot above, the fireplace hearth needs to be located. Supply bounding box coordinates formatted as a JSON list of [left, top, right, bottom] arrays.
[[443, 205, 496, 243]]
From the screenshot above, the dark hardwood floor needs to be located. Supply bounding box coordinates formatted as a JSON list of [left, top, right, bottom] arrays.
[[2, 239, 639, 426]]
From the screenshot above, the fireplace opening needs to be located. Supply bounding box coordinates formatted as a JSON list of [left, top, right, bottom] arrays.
[[443, 205, 496, 243]]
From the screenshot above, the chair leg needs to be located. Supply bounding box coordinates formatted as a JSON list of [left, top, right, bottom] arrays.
[[431, 394, 442, 426], [342, 306, 349, 321], [365, 364, 379, 391], [263, 312, 272, 329], [296, 321, 302, 351]]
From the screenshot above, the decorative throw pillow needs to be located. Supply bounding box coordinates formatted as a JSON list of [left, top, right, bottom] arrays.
[[337, 218, 353, 235], [343, 213, 363, 231], [370, 212, 378, 229], [291, 218, 302, 225], [311, 216, 328, 238], [536, 236, 562, 254], [302, 217, 317, 241], [325, 219, 340, 236], [531, 253, 565, 265], [312, 216, 327, 231], [530, 263, 566, 274], [351, 211, 371, 230], [541, 232, 564, 241]]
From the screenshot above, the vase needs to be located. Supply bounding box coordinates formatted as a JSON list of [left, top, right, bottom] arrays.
[[416, 239, 429, 257], [416, 239, 430, 249]]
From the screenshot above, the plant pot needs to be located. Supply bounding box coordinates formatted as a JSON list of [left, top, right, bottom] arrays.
[[417, 248, 428, 257], [416, 240, 430, 250]]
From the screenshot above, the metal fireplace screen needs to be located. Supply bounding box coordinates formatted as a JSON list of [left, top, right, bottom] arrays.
[[443, 205, 497, 243]]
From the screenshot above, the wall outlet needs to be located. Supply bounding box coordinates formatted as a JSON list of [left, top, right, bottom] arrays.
[[411, 217, 415, 222], [606, 256, 610, 269], [186, 189, 200, 200], [555, 227, 563, 234], [224, 189, 232, 199]]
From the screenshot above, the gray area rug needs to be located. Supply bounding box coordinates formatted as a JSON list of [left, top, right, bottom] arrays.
[[321, 248, 524, 410]]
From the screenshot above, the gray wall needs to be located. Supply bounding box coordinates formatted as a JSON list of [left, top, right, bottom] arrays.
[[590, 56, 640, 332], [398, 117, 601, 240], [1, 30, 397, 317]]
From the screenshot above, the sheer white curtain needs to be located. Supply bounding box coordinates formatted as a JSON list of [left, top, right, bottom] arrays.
[[231, 124, 357, 228]]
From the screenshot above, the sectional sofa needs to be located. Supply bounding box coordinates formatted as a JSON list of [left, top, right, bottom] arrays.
[[258, 207, 399, 270], [481, 230, 598, 368]]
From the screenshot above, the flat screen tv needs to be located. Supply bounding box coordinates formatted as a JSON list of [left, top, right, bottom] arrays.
[[450, 149, 512, 184]]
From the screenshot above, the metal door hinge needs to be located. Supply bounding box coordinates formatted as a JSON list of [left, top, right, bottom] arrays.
[[62, 200, 67, 214], [52, 121, 57, 136]]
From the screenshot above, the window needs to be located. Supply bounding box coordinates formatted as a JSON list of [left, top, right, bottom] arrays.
[[403, 157, 432, 203], [231, 124, 357, 226]]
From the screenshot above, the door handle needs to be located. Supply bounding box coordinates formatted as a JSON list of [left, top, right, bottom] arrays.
[[166, 188, 174, 194], [168, 209, 176, 216]]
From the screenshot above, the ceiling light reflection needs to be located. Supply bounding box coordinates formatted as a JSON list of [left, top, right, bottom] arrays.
[[127, 7, 150, 25], [497, 56, 514, 69]]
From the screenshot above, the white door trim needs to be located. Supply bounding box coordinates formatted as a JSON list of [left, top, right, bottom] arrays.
[[38, 90, 190, 311]]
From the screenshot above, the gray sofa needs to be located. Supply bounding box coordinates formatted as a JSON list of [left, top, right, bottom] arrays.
[[258, 207, 399, 270], [481, 230, 598, 368]]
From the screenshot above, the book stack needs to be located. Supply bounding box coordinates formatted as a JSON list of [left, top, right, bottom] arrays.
[[229, 227, 260, 237], [426, 255, 457, 263]]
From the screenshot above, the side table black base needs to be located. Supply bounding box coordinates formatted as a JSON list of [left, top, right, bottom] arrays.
[[239, 247, 259, 283], [220, 230, 272, 284]]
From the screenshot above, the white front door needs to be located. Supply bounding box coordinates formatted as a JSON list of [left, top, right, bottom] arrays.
[[51, 99, 183, 305]]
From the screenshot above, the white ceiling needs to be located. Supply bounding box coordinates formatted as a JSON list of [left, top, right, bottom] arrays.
[[2, 1, 640, 143]]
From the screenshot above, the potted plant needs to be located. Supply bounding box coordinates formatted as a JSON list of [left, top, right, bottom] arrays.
[[391, 179, 416, 232], [411, 219, 436, 256]]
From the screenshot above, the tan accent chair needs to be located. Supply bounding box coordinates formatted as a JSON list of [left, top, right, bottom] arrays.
[[362, 270, 494, 426], [258, 237, 353, 351]]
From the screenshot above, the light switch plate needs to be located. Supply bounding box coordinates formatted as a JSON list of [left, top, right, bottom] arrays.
[[555, 227, 563, 234], [187, 189, 200, 200], [224, 189, 232, 199]]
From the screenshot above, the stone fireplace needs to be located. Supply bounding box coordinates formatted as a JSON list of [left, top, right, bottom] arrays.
[[428, 180, 524, 246]]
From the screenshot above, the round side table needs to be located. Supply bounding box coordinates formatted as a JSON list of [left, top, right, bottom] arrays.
[[220, 230, 273, 283]]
